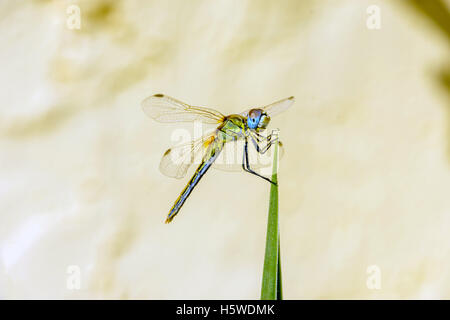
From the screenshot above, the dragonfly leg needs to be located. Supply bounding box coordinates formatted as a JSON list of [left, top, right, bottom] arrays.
[[242, 138, 277, 186], [249, 134, 280, 155], [254, 132, 275, 143], [259, 138, 279, 154]]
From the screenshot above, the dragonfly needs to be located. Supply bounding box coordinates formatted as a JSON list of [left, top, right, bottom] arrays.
[[142, 94, 295, 223]]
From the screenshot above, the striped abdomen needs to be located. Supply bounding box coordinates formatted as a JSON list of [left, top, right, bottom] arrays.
[[165, 140, 224, 223]]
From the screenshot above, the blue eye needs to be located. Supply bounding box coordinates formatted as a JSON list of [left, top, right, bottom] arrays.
[[247, 109, 263, 129], [247, 116, 259, 129]]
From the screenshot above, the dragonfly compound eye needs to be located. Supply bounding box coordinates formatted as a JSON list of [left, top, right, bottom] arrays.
[[247, 109, 262, 129]]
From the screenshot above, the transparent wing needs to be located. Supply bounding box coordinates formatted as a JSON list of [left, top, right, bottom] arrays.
[[212, 136, 284, 176], [262, 96, 295, 117], [241, 96, 295, 118], [159, 131, 216, 179], [142, 94, 225, 124]]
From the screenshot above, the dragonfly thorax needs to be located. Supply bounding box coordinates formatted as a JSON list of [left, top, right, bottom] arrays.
[[247, 109, 270, 131]]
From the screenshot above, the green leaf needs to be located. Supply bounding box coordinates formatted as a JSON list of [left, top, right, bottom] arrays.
[[261, 130, 282, 300]]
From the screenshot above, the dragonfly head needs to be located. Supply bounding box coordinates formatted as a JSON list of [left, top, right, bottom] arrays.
[[247, 109, 270, 131]]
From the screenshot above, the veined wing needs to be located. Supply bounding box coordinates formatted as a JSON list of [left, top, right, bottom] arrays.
[[142, 94, 225, 124], [159, 131, 216, 179], [241, 96, 295, 118], [262, 96, 295, 117]]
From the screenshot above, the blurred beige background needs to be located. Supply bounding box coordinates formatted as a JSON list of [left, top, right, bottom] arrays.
[[0, 0, 449, 299]]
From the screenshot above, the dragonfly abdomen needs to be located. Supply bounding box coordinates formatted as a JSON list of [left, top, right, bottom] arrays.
[[165, 141, 224, 223]]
